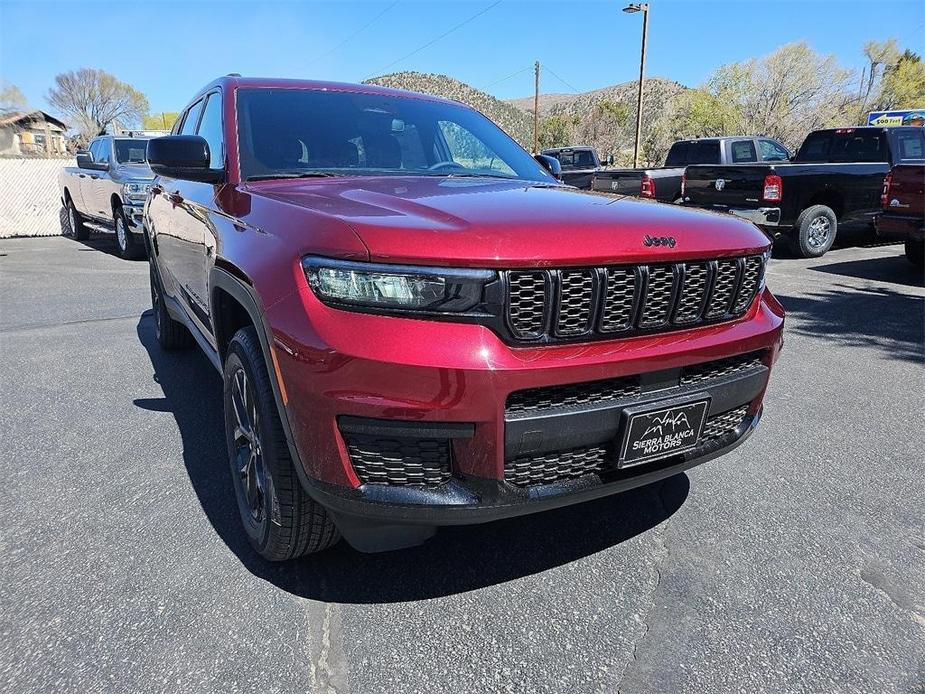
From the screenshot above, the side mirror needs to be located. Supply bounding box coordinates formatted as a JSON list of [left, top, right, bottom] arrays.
[[76, 152, 93, 169], [534, 153, 562, 181], [147, 135, 222, 183]]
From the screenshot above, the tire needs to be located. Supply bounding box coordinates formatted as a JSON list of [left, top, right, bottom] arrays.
[[905, 237, 924, 268], [149, 262, 193, 350], [114, 205, 144, 260], [224, 326, 340, 561], [66, 197, 90, 241], [788, 205, 837, 258]]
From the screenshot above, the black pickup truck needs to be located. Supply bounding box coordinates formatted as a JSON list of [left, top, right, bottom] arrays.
[[540, 146, 608, 189], [592, 136, 791, 203], [683, 126, 925, 257]]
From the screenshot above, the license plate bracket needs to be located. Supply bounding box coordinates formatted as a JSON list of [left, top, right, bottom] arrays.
[[618, 394, 711, 469]]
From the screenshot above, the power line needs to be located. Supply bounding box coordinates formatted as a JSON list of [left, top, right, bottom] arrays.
[[483, 65, 533, 91], [543, 65, 580, 93], [370, 0, 503, 77], [307, 1, 399, 68]]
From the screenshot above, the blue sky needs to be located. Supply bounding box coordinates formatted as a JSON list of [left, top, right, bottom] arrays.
[[1, 0, 923, 115]]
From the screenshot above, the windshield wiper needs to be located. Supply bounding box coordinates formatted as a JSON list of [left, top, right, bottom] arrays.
[[442, 172, 516, 180], [246, 171, 341, 181]]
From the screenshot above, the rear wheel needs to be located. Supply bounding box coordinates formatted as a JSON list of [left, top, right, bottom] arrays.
[[114, 205, 143, 260], [149, 262, 192, 350], [789, 205, 837, 258], [66, 197, 90, 241], [223, 326, 340, 561], [905, 237, 924, 268]]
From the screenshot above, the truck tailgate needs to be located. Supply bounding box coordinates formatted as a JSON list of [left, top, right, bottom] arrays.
[[684, 165, 771, 208], [591, 170, 643, 195]]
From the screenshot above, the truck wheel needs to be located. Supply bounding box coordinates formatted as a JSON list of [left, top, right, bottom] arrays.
[[905, 238, 924, 268], [149, 262, 192, 350], [789, 205, 837, 258], [114, 205, 143, 260], [223, 326, 340, 561], [66, 197, 90, 241]]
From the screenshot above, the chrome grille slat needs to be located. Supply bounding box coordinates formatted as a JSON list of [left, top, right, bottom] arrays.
[[503, 255, 764, 343]]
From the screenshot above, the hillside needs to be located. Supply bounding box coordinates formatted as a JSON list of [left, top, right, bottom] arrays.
[[506, 77, 687, 119], [364, 71, 534, 148]]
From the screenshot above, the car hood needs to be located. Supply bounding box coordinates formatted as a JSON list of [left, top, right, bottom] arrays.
[[113, 163, 154, 181], [249, 175, 770, 267]]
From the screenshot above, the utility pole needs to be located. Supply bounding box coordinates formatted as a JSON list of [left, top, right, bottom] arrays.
[[533, 61, 540, 154], [623, 3, 649, 167]]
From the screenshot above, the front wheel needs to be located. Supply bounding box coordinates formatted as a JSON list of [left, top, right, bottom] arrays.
[[114, 206, 144, 260], [905, 237, 924, 268], [789, 205, 837, 258], [223, 326, 340, 561]]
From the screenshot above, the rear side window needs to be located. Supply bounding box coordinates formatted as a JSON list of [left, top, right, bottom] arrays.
[[179, 99, 205, 136], [730, 140, 757, 163], [797, 130, 888, 163], [686, 140, 721, 165], [759, 139, 790, 161], [665, 141, 720, 166], [664, 141, 688, 166], [895, 130, 925, 160]]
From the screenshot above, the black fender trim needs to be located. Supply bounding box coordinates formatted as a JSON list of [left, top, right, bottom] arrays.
[[209, 268, 314, 489]]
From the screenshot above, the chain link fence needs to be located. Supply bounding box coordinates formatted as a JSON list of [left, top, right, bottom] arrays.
[[0, 158, 73, 238]]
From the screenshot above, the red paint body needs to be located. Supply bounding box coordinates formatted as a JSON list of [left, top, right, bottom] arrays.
[[147, 77, 784, 531]]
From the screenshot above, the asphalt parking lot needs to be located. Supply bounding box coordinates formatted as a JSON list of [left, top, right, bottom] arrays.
[[1, 233, 923, 694]]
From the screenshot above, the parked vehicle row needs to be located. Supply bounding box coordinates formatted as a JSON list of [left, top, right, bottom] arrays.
[[58, 134, 154, 259], [683, 126, 925, 257], [138, 75, 783, 560], [592, 136, 791, 204]]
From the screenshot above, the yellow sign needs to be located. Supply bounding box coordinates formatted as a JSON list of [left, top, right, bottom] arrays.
[[870, 115, 904, 126]]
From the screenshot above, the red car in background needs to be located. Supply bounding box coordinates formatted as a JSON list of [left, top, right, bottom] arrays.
[[876, 161, 925, 267], [143, 76, 784, 559]]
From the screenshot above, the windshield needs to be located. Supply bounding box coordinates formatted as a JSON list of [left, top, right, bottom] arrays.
[[547, 149, 596, 170], [114, 139, 148, 164], [236, 88, 554, 182]]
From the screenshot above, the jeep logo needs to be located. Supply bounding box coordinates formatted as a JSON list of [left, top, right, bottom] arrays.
[[714, 178, 726, 191], [643, 235, 676, 248]]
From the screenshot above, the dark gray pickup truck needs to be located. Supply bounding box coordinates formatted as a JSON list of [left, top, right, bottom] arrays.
[[683, 126, 925, 257], [592, 136, 791, 203], [59, 134, 154, 259], [540, 146, 608, 189]]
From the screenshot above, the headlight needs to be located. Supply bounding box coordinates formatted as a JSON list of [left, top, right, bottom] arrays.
[[123, 182, 152, 198], [303, 257, 495, 313]]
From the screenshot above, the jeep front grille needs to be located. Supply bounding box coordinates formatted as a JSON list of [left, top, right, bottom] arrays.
[[503, 255, 765, 342]]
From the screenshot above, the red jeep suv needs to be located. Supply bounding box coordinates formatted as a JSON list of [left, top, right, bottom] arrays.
[[144, 77, 784, 559]]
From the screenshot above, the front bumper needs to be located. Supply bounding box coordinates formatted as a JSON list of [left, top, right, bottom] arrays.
[[267, 284, 784, 550], [123, 200, 146, 233]]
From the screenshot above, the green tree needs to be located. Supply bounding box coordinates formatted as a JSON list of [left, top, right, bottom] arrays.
[[538, 114, 577, 150], [878, 50, 925, 109], [143, 112, 179, 131], [0, 82, 27, 113], [47, 68, 149, 143]]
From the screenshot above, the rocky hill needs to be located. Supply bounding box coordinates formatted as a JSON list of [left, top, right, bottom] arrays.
[[364, 71, 534, 148]]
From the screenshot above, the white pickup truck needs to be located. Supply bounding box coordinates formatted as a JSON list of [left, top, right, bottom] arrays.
[[59, 134, 154, 259]]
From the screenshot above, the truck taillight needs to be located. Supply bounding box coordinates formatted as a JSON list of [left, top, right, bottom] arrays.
[[680, 172, 686, 197], [640, 174, 656, 198], [762, 174, 782, 202], [880, 171, 892, 208]]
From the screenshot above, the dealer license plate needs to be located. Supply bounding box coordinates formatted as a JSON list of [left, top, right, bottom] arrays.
[[619, 398, 710, 468]]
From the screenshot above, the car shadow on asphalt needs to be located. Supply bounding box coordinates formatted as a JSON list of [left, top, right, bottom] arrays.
[[775, 284, 924, 364], [135, 314, 689, 603], [809, 254, 924, 289]]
